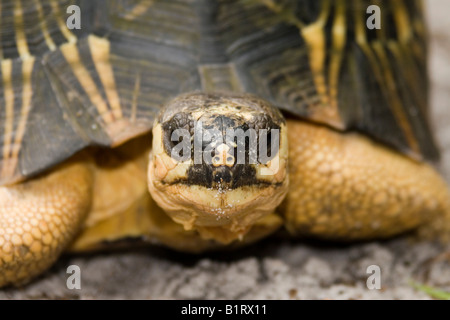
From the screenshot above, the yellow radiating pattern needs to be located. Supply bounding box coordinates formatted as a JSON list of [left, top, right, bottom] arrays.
[[328, 0, 347, 111], [34, 0, 57, 51], [123, 0, 154, 20], [131, 73, 141, 123], [50, 0, 76, 43], [88, 36, 123, 121], [60, 41, 114, 124], [1, 59, 14, 178], [10, 57, 35, 176], [13, 0, 31, 58]]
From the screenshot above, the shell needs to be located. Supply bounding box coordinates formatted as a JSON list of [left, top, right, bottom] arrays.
[[0, 0, 437, 185]]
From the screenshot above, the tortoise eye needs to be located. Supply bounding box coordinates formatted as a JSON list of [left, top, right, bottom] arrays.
[[162, 113, 193, 156]]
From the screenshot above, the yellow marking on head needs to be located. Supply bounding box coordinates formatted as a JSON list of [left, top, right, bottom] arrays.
[[9, 57, 36, 178], [50, 0, 76, 44], [149, 109, 289, 244], [60, 42, 113, 124], [13, 0, 30, 59], [88, 36, 123, 121], [34, 0, 57, 51], [1, 59, 14, 178], [191, 103, 254, 123]]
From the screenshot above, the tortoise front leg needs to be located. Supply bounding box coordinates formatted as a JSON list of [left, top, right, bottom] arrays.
[[283, 119, 450, 240], [0, 160, 93, 287]]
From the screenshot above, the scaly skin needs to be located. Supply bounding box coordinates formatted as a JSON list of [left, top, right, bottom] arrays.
[[69, 135, 284, 253], [1, 120, 449, 287], [0, 160, 93, 287], [283, 119, 450, 240]]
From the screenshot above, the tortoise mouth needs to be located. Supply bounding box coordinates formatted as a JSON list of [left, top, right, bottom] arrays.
[[147, 162, 289, 243], [161, 163, 282, 190], [147, 147, 288, 217]]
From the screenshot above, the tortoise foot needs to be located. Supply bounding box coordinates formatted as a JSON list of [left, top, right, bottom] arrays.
[[0, 161, 92, 287]]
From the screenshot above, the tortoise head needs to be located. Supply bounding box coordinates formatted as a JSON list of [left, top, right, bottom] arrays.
[[148, 92, 289, 243]]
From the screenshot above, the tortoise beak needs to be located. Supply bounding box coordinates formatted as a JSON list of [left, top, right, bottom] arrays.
[[212, 166, 232, 185]]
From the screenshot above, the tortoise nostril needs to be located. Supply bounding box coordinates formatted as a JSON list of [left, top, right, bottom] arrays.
[[213, 167, 232, 183]]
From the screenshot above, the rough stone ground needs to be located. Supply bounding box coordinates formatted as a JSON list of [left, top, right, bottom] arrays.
[[1, 0, 450, 300]]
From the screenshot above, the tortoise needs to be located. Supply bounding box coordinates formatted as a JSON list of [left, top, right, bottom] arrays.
[[0, 0, 449, 287]]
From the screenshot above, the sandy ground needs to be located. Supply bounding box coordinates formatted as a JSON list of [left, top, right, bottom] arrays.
[[1, 0, 450, 300]]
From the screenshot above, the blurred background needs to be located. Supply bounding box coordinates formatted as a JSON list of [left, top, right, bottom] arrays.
[[429, 0, 450, 182]]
